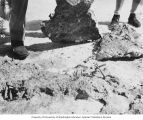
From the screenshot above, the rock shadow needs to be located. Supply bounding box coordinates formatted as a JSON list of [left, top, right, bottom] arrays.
[[27, 41, 91, 52], [98, 56, 143, 62]]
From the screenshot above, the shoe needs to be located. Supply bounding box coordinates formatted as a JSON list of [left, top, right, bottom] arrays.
[[128, 13, 141, 28], [109, 14, 120, 30], [0, 17, 10, 36], [12, 46, 29, 60]]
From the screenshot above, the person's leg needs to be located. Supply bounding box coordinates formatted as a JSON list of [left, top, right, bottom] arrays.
[[130, 0, 141, 13], [109, 0, 125, 29], [114, 0, 124, 15], [128, 0, 141, 27], [8, 0, 29, 59]]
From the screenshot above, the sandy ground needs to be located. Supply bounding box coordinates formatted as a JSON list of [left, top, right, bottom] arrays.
[[0, 0, 143, 114], [25, 0, 143, 71]]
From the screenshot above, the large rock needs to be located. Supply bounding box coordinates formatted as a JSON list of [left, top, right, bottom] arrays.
[[41, 0, 101, 43], [94, 24, 143, 61]]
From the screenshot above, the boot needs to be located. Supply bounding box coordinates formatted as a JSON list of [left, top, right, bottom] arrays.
[[109, 14, 120, 30], [11, 41, 29, 60], [128, 13, 141, 28]]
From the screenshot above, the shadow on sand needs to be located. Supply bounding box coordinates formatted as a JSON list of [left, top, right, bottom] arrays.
[[0, 36, 91, 59]]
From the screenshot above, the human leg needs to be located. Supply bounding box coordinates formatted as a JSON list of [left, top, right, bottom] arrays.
[[128, 0, 141, 27], [109, 0, 125, 29], [8, 0, 29, 59], [114, 0, 124, 15]]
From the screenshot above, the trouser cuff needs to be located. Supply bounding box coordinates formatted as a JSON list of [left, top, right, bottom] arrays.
[[11, 40, 24, 47]]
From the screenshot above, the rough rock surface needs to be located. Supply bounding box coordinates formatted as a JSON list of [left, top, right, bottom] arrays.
[[41, 0, 101, 43], [1, 0, 143, 114], [0, 57, 71, 101], [94, 24, 143, 61], [1, 56, 143, 114]]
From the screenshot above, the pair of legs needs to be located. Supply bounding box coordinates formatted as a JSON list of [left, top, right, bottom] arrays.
[[110, 0, 141, 28], [0, 0, 29, 59], [114, 0, 141, 15]]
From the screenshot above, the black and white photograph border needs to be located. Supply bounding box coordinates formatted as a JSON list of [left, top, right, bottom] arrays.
[[0, 0, 143, 120]]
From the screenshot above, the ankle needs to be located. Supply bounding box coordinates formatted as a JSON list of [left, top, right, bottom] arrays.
[[129, 13, 136, 18], [112, 14, 120, 21]]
